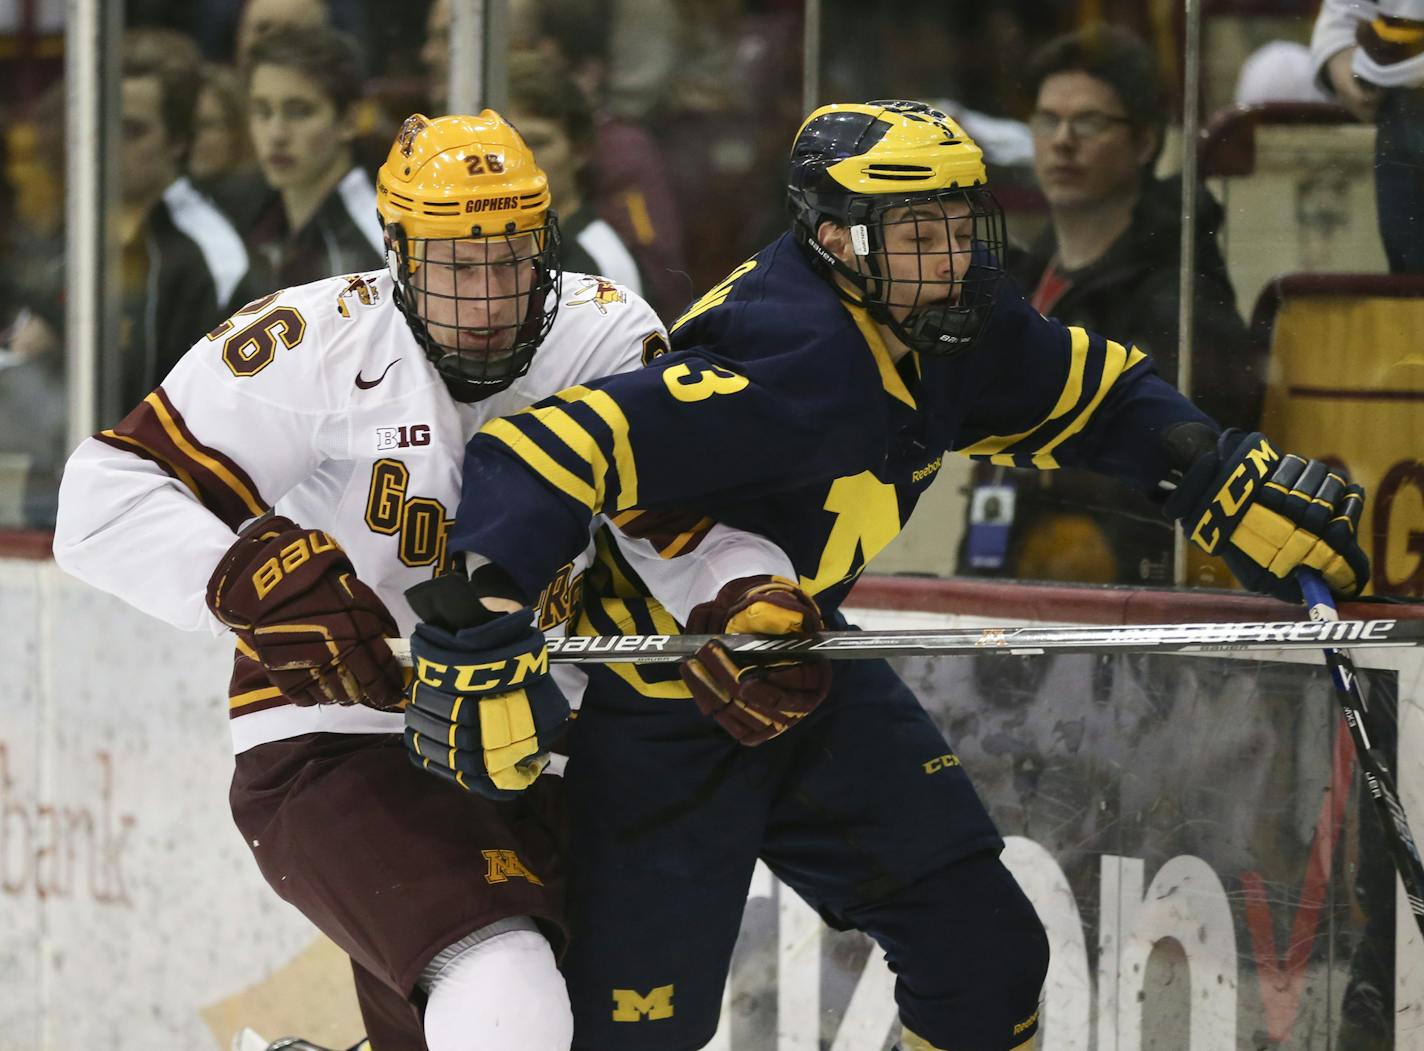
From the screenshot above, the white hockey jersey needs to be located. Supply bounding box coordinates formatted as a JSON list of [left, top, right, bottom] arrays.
[[53, 269, 681, 752]]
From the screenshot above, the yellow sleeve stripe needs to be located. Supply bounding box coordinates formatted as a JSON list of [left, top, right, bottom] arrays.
[[146, 391, 265, 516], [660, 517, 715, 558], [1030, 337, 1131, 469], [556, 386, 639, 509], [524, 403, 612, 506], [957, 327, 1091, 457], [481, 418, 597, 509], [229, 686, 283, 710], [98, 429, 203, 501]]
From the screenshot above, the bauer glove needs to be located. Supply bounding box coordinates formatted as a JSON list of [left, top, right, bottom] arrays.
[[1164, 426, 1369, 601], [207, 515, 404, 709], [681, 575, 832, 745]]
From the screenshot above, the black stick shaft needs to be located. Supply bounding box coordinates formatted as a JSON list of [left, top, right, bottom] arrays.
[[1299, 571, 1424, 935]]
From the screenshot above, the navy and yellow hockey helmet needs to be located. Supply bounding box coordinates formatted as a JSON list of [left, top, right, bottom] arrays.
[[788, 100, 1006, 355]]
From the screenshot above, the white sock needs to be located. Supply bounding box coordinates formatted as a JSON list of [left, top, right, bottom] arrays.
[[421, 919, 572, 1051]]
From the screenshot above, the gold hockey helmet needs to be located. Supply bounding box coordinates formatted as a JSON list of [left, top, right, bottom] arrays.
[[377, 112, 561, 401]]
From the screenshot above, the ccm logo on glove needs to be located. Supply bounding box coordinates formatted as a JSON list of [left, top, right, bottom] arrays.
[[413, 647, 548, 694], [1187, 435, 1279, 554]]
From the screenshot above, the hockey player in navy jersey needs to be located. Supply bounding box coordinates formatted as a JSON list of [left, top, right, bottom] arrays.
[[404, 101, 1370, 1051]]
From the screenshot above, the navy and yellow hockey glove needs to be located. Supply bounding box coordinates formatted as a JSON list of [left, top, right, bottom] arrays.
[[1164, 426, 1369, 601], [403, 608, 570, 799], [681, 575, 832, 745]]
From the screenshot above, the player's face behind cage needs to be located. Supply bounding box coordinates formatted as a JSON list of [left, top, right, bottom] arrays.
[[855, 188, 1005, 353], [403, 229, 556, 389]]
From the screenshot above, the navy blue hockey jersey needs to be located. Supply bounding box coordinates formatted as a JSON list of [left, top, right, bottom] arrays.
[[453, 233, 1214, 617]]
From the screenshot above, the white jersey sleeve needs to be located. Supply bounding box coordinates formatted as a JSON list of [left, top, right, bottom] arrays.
[[53, 283, 359, 634], [1310, 0, 1374, 89], [603, 519, 797, 626]]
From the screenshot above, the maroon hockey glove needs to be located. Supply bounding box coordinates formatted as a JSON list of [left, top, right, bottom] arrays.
[[207, 515, 405, 709], [680, 576, 832, 745]]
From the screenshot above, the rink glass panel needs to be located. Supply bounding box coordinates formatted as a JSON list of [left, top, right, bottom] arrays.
[[721, 646, 1402, 1050], [0, 20, 66, 530]]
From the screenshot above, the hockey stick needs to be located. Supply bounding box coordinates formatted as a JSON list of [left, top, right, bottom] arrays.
[[1298, 571, 1424, 937], [384, 612, 1424, 667]]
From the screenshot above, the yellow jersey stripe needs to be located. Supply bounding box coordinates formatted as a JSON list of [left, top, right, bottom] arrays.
[[99, 429, 202, 500], [842, 301, 916, 409], [557, 386, 639, 509], [526, 403, 612, 506], [1030, 338, 1131, 469], [482, 418, 597, 509], [660, 519, 714, 558], [957, 327, 1092, 457], [145, 391, 265, 516], [229, 686, 283, 710]]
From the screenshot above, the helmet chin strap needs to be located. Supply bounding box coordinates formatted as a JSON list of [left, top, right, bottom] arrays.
[[904, 302, 980, 349]]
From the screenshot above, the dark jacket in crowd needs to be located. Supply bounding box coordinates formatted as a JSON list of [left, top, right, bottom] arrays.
[[211, 166, 386, 296], [959, 176, 1258, 585], [18, 177, 255, 421]]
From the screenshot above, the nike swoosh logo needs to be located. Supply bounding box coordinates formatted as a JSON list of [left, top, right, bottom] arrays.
[[355, 359, 401, 389]]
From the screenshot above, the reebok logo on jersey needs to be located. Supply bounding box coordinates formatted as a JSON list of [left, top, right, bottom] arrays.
[[355, 359, 400, 389]]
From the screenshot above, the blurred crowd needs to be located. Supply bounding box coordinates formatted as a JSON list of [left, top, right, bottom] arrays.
[[0, 0, 1419, 600]]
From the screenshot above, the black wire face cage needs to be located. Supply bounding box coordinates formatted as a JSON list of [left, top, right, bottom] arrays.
[[807, 186, 1007, 356], [388, 218, 562, 402]]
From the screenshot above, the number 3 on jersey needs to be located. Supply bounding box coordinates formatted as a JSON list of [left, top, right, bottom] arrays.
[[662, 361, 749, 402]]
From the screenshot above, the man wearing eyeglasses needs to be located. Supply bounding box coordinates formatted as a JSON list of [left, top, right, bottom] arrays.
[[959, 23, 1257, 587]]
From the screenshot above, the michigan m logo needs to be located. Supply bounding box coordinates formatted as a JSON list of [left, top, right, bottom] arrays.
[[482, 849, 543, 886], [612, 985, 675, 1021]]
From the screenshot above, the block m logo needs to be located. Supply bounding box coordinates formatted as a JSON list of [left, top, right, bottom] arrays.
[[612, 984, 675, 1021], [482, 849, 543, 885]]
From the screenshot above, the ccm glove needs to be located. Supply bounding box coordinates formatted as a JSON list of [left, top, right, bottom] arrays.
[[1163, 427, 1369, 600], [404, 608, 570, 799], [680, 575, 832, 745], [207, 515, 404, 709]]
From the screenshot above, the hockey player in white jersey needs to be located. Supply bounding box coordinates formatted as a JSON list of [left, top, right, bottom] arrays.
[[52, 111, 670, 1050]]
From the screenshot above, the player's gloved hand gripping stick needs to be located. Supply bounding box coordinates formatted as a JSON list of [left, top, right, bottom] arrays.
[[401, 573, 569, 799], [679, 575, 832, 745], [1163, 426, 1369, 601], [207, 515, 405, 709]]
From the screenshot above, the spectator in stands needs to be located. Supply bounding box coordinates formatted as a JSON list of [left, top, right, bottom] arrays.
[[112, 47, 255, 414], [221, 26, 385, 294], [6, 38, 253, 447], [506, 52, 643, 293], [189, 63, 254, 186], [958, 24, 1256, 585], [1312, 0, 1424, 274], [502, 0, 691, 318], [0, 306, 66, 527], [235, 0, 330, 66]]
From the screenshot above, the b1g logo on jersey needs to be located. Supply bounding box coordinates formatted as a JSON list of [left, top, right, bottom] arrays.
[[375, 424, 431, 451]]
